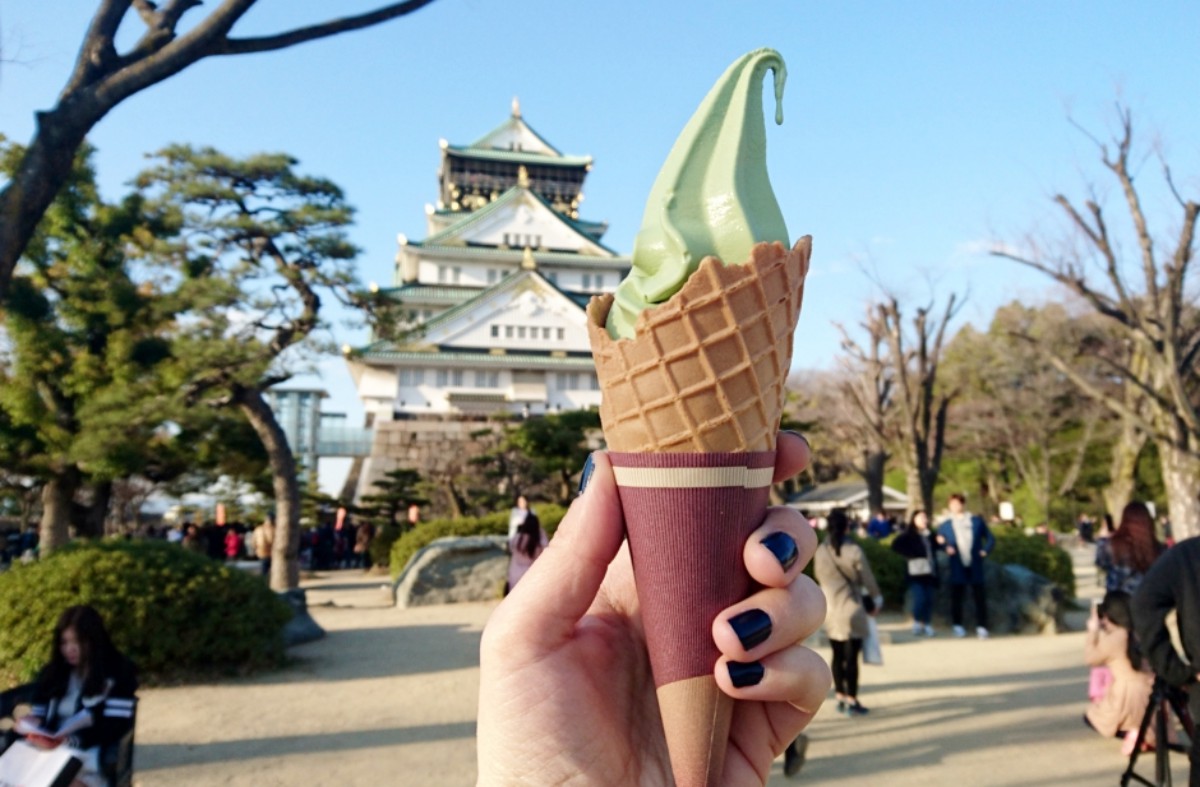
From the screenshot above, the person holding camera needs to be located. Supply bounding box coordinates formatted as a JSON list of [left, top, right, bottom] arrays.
[[1132, 535, 1199, 786]]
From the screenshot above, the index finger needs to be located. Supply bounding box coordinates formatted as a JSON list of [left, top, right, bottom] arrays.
[[774, 431, 811, 483]]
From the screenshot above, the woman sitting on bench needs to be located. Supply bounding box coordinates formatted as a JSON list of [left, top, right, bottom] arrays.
[[19, 605, 138, 787]]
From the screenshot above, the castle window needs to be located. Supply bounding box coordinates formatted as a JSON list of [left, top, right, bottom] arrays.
[[476, 370, 499, 388], [451, 370, 464, 386], [452, 267, 462, 284], [557, 328, 565, 341], [488, 269, 498, 284], [436, 370, 448, 387], [491, 325, 499, 338], [596, 275, 604, 290], [437, 265, 447, 283], [517, 326, 527, 339], [583, 273, 592, 290], [505, 326, 514, 338], [542, 327, 551, 339]]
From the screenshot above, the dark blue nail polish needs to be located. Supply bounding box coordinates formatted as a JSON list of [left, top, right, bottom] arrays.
[[761, 532, 799, 572], [728, 660, 765, 688], [729, 609, 772, 651], [577, 453, 595, 495]]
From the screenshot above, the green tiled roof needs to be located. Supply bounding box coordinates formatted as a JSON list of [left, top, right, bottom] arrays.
[[377, 283, 476, 304], [422, 186, 619, 256], [357, 347, 598, 369], [446, 145, 592, 167]]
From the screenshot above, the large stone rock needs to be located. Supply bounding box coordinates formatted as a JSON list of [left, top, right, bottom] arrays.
[[925, 557, 1066, 634], [393, 535, 508, 608]]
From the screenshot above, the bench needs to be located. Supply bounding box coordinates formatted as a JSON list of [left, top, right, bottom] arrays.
[[0, 682, 135, 787]]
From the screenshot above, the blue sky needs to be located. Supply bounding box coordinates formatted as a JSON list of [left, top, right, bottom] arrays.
[[4, 1, 1199, 494]]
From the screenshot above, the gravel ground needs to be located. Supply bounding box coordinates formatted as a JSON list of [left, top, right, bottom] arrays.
[[131, 550, 1190, 785]]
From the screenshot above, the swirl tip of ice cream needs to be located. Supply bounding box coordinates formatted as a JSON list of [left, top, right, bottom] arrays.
[[607, 48, 791, 340]]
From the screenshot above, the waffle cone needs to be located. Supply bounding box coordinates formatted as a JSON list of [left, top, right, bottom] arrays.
[[587, 238, 811, 787], [586, 238, 811, 453]]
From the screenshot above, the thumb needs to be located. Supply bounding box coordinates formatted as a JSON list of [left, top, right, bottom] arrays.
[[496, 452, 625, 652]]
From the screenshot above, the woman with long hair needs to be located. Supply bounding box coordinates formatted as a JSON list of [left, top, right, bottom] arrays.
[[1083, 591, 1155, 749], [813, 508, 882, 715], [1098, 502, 1166, 595], [891, 509, 939, 636], [21, 605, 138, 787], [506, 509, 548, 594]]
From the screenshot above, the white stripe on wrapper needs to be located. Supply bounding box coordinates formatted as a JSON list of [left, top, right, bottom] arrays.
[[612, 465, 774, 490]]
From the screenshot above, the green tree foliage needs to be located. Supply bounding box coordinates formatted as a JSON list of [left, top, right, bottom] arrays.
[[0, 141, 194, 546], [134, 146, 394, 590], [507, 410, 601, 504], [0, 540, 291, 685]]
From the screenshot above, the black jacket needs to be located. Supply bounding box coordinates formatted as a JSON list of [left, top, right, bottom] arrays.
[[1133, 536, 1199, 688], [29, 653, 138, 750]]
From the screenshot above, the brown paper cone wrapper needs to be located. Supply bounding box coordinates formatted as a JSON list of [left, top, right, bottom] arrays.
[[587, 239, 811, 787]]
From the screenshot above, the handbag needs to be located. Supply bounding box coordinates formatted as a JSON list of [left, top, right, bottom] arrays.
[[0, 740, 83, 787], [862, 617, 883, 665], [906, 557, 933, 576]]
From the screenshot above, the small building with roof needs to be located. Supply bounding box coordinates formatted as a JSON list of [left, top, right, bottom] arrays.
[[787, 481, 909, 522]]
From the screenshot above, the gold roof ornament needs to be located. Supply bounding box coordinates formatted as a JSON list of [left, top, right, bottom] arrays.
[[517, 165, 530, 188], [512, 96, 521, 118], [521, 246, 537, 270]]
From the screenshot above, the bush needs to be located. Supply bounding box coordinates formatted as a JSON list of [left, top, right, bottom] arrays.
[[390, 503, 569, 580], [0, 540, 292, 686], [991, 528, 1076, 598]]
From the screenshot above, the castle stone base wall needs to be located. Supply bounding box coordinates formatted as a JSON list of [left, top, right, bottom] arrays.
[[356, 418, 506, 502]]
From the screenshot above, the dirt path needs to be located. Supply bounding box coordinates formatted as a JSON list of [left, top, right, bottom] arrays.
[[132, 551, 1189, 785]]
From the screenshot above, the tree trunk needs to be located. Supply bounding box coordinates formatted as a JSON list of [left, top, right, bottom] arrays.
[[904, 465, 926, 520], [861, 449, 887, 515], [1104, 421, 1146, 519], [39, 471, 78, 553], [76, 480, 112, 538], [1158, 441, 1200, 542], [236, 388, 301, 590]]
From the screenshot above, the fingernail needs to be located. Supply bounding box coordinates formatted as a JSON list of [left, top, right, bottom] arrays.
[[760, 532, 799, 572], [783, 430, 811, 451], [577, 452, 595, 495], [729, 609, 772, 651], [728, 660, 765, 688]]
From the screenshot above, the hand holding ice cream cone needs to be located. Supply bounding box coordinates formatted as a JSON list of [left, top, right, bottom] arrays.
[[477, 434, 831, 786]]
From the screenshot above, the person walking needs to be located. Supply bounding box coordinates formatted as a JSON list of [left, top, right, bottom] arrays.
[[1096, 501, 1165, 595], [892, 509, 939, 636], [252, 518, 274, 577], [936, 492, 995, 639], [813, 507, 881, 716], [505, 509, 548, 594], [507, 495, 530, 538]]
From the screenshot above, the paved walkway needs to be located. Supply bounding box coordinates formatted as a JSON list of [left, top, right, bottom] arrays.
[[131, 548, 1190, 785]]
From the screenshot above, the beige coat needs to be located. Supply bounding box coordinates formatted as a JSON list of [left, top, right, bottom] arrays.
[[814, 540, 881, 641], [1084, 624, 1155, 739]]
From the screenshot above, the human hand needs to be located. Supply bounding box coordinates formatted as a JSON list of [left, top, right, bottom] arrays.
[[477, 432, 829, 786], [946, 545, 957, 556]]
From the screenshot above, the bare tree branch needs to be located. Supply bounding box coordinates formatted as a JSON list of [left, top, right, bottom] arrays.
[[217, 0, 438, 55]]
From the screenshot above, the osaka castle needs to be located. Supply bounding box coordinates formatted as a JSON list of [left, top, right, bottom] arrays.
[[345, 102, 630, 423]]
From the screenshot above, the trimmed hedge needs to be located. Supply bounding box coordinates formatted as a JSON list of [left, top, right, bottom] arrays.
[[390, 503, 568, 580], [0, 540, 292, 687]]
